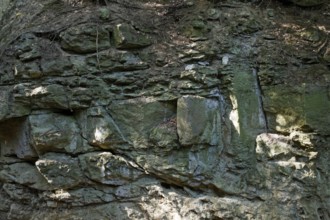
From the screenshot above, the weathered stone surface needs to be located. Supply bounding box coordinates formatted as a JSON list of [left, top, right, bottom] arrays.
[[177, 95, 221, 146], [15, 61, 42, 79], [77, 106, 127, 149], [13, 33, 41, 62], [149, 118, 178, 148], [229, 8, 263, 35], [2, 183, 38, 203], [256, 133, 317, 161], [32, 202, 147, 219], [40, 57, 73, 76], [86, 50, 149, 72], [42, 187, 115, 206], [60, 24, 111, 53], [29, 113, 87, 154], [108, 97, 176, 148], [29, 84, 69, 109], [79, 152, 144, 185], [0, 86, 32, 121], [113, 24, 151, 49], [35, 153, 87, 189], [180, 66, 219, 87], [136, 151, 190, 184], [0, 163, 52, 190], [263, 84, 330, 135]]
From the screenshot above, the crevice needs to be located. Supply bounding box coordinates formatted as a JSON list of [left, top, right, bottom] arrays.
[[253, 67, 268, 133], [34, 32, 60, 42]]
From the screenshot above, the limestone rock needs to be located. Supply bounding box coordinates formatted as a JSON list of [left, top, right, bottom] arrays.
[[2, 183, 38, 204], [79, 152, 144, 185], [177, 95, 221, 146], [256, 133, 317, 161], [0, 163, 52, 190], [108, 97, 176, 148], [29, 84, 69, 109], [29, 113, 84, 155], [113, 24, 151, 49], [86, 50, 149, 71], [40, 57, 73, 76], [42, 187, 115, 206], [180, 66, 219, 86], [33, 202, 147, 219], [77, 106, 127, 149], [35, 153, 87, 189], [60, 24, 110, 53], [263, 83, 330, 135], [15, 62, 42, 79], [13, 33, 41, 62], [149, 118, 178, 148], [136, 152, 190, 184]]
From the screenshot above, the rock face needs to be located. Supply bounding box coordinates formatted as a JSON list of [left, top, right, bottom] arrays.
[[0, 0, 329, 219]]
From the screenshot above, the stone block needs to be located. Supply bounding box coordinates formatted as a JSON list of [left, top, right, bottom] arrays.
[[108, 97, 176, 148], [177, 95, 221, 146], [79, 152, 143, 186], [77, 106, 127, 149], [29, 113, 82, 154], [36, 153, 86, 189]]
